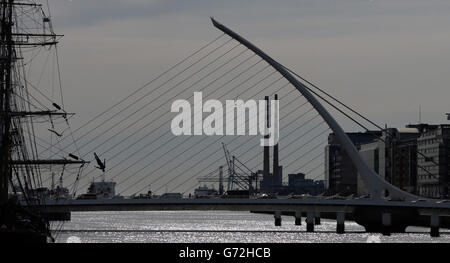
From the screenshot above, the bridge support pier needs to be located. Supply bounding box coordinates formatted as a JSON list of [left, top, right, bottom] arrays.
[[430, 214, 440, 237], [306, 211, 314, 232], [381, 213, 391, 236], [295, 210, 302, 226], [336, 212, 345, 234], [274, 211, 282, 227], [315, 212, 321, 225]]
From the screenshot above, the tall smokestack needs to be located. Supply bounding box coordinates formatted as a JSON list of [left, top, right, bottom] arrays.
[[219, 166, 224, 195], [273, 94, 279, 186], [263, 96, 270, 185]]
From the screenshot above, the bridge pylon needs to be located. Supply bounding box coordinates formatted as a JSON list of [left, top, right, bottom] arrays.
[[211, 17, 420, 202]]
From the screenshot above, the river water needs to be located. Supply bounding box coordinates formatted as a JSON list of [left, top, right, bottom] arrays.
[[51, 211, 450, 243]]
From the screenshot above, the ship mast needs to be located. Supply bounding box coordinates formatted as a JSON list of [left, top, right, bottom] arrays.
[[0, 1, 87, 206], [0, 0, 14, 206]]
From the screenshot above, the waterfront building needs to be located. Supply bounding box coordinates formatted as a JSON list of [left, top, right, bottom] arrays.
[[194, 185, 218, 198], [416, 124, 450, 199], [325, 131, 382, 196], [287, 173, 324, 195], [358, 124, 441, 196]]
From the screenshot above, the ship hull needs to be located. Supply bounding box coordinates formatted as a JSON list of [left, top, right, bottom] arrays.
[[0, 229, 47, 243]]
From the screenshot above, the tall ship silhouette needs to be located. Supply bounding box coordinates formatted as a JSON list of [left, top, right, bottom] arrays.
[[0, 0, 87, 242]]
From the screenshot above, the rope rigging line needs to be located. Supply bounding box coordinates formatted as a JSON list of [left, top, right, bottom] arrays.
[[17, 45, 45, 188], [14, 89, 49, 110], [54, 45, 64, 109], [11, 49, 42, 189], [19, 43, 78, 185], [10, 122, 39, 191], [22, 130, 68, 156], [24, 77, 59, 108]]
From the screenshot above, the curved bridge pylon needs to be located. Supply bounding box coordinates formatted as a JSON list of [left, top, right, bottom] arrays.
[[211, 17, 420, 202]]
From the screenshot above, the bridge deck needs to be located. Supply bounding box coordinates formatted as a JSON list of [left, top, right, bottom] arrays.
[[36, 198, 450, 215]]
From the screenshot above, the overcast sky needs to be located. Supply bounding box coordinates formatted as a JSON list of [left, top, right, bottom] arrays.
[[31, 0, 450, 194], [49, 0, 450, 127]]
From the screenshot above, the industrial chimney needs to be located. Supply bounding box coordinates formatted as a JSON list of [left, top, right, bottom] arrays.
[[273, 94, 280, 187], [263, 96, 270, 190]]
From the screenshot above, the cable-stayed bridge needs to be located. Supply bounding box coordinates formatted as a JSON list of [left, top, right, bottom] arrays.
[[38, 21, 330, 198], [31, 19, 450, 237]]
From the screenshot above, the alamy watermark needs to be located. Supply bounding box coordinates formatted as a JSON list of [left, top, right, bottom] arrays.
[[170, 92, 279, 146]]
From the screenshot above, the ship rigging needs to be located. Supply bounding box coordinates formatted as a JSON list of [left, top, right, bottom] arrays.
[[0, 0, 88, 242]]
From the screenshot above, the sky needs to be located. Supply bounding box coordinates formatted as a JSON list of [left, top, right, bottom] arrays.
[[25, 0, 450, 195], [49, 0, 450, 127]]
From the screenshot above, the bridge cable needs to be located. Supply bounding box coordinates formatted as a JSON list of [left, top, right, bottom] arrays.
[[66, 42, 244, 155], [166, 109, 325, 194], [285, 66, 448, 188], [65, 63, 276, 191], [127, 82, 304, 195], [155, 89, 310, 194], [115, 65, 289, 194], [126, 81, 305, 194], [70, 53, 264, 191], [39, 34, 229, 155], [43, 44, 252, 185]]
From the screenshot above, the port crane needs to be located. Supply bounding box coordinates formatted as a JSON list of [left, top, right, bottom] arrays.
[[197, 143, 259, 194]]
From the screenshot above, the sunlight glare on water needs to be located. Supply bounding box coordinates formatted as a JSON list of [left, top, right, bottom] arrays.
[[52, 211, 450, 243]]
